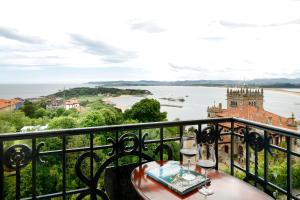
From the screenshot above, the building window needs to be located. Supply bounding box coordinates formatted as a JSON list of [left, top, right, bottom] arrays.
[[230, 101, 237, 107], [224, 145, 229, 153]]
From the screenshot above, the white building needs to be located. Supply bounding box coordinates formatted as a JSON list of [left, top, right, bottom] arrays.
[[64, 98, 80, 110]]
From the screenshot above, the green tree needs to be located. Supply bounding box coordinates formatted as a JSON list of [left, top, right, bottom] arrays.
[[34, 108, 47, 118], [0, 120, 16, 133], [20, 100, 37, 118], [36, 99, 48, 109], [55, 108, 66, 117], [0, 111, 31, 131], [99, 108, 118, 125], [124, 98, 167, 122], [80, 111, 105, 127], [62, 108, 79, 118], [48, 116, 78, 129]]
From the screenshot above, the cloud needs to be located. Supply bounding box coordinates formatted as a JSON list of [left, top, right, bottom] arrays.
[[69, 34, 136, 63], [0, 64, 45, 70], [219, 21, 259, 28], [219, 19, 300, 28], [129, 20, 165, 33], [168, 63, 207, 72], [0, 27, 44, 44]]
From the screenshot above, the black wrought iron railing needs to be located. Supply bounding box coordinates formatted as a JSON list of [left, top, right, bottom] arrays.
[[0, 117, 299, 200]]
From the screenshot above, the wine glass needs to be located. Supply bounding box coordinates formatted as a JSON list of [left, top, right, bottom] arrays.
[[197, 144, 216, 195], [180, 135, 198, 181]]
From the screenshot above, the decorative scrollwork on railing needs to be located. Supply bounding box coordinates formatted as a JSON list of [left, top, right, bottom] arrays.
[[107, 132, 148, 155], [75, 152, 108, 200], [3, 144, 32, 169], [118, 133, 139, 153], [107, 138, 115, 156], [141, 133, 148, 150], [37, 142, 47, 164], [242, 131, 273, 155], [247, 132, 264, 152], [75, 138, 155, 199], [154, 144, 173, 160], [75, 131, 177, 199], [197, 126, 218, 144]]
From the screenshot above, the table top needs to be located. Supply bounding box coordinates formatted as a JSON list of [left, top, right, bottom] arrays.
[[131, 161, 274, 200]]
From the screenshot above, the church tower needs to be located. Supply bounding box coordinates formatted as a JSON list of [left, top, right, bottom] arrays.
[[226, 87, 264, 109]]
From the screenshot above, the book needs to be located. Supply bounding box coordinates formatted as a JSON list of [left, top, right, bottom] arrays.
[[146, 161, 209, 195]]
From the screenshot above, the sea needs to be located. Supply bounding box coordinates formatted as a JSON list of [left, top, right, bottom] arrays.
[[0, 84, 299, 121]]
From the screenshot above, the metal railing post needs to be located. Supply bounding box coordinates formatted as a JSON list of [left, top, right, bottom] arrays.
[[230, 121, 234, 175], [0, 141, 4, 200], [286, 137, 292, 200], [263, 131, 269, 193], [160, 127, 164, 161]]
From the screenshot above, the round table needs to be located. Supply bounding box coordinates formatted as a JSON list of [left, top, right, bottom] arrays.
[[131, 161, 274, 200]]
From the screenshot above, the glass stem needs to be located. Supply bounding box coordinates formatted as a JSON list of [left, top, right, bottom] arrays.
[[188, 159, 190, 174], [205, 169, 208, 189]]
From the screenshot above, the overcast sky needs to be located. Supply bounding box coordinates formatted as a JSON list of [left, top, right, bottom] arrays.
[[1, 0, 300, 83]]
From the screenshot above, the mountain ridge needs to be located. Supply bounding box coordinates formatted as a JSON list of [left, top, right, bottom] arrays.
[[88, 78, 300, 88]]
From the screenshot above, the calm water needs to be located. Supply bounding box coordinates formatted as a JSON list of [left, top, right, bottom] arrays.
[[111, 86, 300, 121], [0, 84, 96, 99], [0, 84, 299, 121]]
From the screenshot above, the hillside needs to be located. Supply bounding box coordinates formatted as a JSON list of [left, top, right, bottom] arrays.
[[47, 87, 152, 98]]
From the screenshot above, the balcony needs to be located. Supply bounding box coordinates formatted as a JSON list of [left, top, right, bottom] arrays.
[[0, 117, 299, 200]]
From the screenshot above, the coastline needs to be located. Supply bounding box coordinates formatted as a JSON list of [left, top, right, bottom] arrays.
[[102, 95, 131, 111], [265, 88, 300, 96]]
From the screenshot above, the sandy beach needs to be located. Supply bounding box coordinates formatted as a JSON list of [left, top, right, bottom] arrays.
[[102, 95, 130, 111], [266, 88, 300, 96]]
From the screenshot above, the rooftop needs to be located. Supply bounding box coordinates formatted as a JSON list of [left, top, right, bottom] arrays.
[[216, 105, 297, 130], [0, 98, 23, 109]]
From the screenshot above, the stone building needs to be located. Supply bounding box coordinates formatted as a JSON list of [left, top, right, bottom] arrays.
[[227, 88, 264, 109], [207, 87, 298, 164]]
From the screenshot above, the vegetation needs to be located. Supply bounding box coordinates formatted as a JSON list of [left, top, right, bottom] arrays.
[[124, 98, 167, 122], [47, 87, 152, 99]]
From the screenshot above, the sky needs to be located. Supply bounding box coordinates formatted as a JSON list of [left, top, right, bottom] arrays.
[[1, 0, 300, 83]]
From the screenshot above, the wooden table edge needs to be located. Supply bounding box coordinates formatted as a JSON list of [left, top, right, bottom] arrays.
[[130, 161, 274, 200]]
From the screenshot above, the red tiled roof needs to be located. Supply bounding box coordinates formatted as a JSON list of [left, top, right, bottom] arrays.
[[0, 100, 11, 109], [65, 99, 80, 105], [216, 106, 296, 130], [0, 98, 22, 109]]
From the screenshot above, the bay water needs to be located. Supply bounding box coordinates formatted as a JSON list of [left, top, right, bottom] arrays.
[[0, 84, 299, 121]]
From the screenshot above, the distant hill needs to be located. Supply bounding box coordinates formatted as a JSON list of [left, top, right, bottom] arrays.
[[88, 78, 300, 88]]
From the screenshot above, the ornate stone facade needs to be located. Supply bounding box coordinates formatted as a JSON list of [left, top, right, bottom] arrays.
[[227, 88, 264, 109]]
